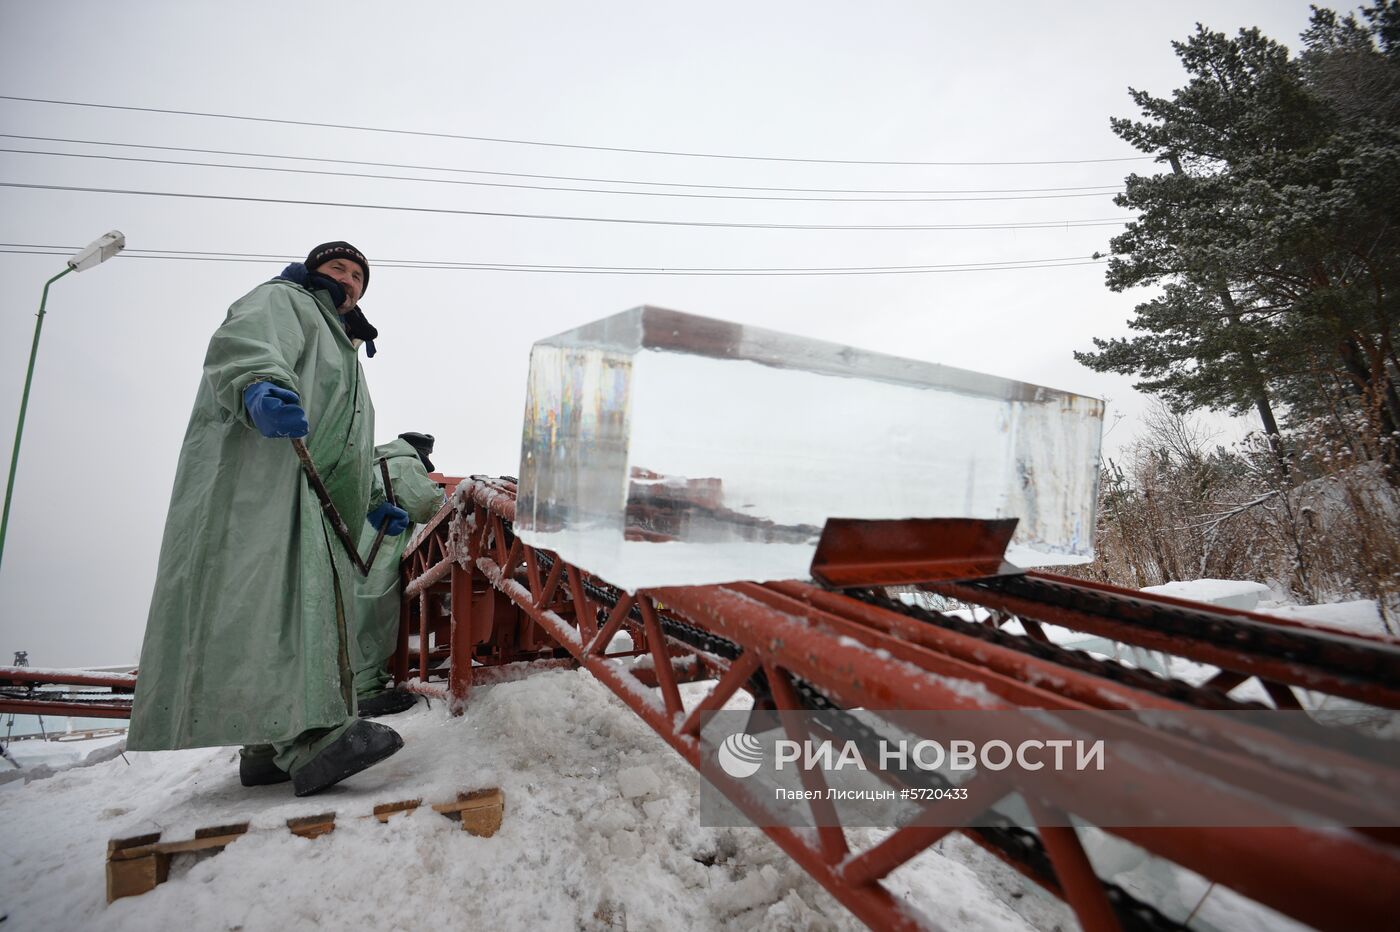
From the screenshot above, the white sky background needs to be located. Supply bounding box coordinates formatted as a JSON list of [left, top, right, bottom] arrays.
[[0, 0, 1319, 667]]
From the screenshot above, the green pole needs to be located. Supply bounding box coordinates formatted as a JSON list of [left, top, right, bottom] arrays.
[[0, 265, 74, 571]]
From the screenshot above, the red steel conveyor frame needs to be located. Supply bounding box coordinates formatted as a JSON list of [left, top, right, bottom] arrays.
[[390, 476, 1400, 932]]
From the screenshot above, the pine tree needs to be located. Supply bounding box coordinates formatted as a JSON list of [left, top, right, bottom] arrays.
[[1077, 3, 1400, 478]]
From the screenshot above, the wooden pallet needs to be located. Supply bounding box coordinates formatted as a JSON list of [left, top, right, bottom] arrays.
[[106, 787, 503, 902]]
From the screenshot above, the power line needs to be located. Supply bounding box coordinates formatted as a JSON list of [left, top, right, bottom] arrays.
[[0, 133, 1132, 197], [0, 147, 1125, 204], [0, 95, 1153, 167], [0, 244, 1107, 276], [0, 182, 1132, 232]]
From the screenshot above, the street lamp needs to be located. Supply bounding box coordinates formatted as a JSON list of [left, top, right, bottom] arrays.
[[0, 231, 126, 570]]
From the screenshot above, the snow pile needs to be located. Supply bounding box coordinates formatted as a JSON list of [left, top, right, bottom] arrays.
[[0, 670, 1064, 931], [1142, 578, 1270, 611], [1143, 578, 1394, 641], [1, 733, 126, 783], [1254, 599, 1392, 639]]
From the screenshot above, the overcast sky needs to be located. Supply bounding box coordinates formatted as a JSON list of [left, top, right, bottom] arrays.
[[0, 1, 1321, 667]]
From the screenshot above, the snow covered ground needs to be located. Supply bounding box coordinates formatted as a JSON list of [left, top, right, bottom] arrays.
[[2, 670, 1081, 931], [2, 581, 1387, 931]]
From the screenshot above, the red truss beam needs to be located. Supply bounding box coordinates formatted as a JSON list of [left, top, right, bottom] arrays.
[[0, 666, 136, 719], [0, 668, 136, 689], [0, 700, 133, 720], [393, 478, 1400, 932], [926, 573, 1400, 709]]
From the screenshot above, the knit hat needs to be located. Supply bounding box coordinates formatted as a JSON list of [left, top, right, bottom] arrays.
[[305, 241, 370, 294], [399, 432, 436, 472]]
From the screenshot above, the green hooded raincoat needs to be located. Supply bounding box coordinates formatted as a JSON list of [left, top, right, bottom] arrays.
[[351, 438, 445, 699], [128, 278, 380, 751]]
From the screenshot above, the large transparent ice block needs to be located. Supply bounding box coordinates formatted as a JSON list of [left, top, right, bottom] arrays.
[[515, 306, 1103, 591]]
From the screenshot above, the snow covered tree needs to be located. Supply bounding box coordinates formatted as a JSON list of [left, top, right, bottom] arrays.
[[1077, 3, 1400, 477]]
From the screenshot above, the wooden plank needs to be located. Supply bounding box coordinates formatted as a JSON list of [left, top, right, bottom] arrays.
[[373, 798, 423, 822], [286, 812, 337, 838], [105, 788, 504, 901], [432, 787, 503, 814], [107, 828, 162, 859], [106, 852, 169, 902], [434, 787, 504, 837], [144, 833, 245, 857], [195, 821, 250, 839]]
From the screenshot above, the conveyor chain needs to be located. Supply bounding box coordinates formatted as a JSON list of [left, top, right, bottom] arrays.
[[525, 547, 1186, 932], [844, 586, 1267, 711], [527, 547, 745, 664], [789, 678, 1187, 932], [0, 687, 133, 704], [968, 574, 1400, 688]]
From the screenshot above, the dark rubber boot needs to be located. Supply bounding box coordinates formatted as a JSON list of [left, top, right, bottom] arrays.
[[291, 720, 403, 797], [239, 747, 290, 787], [357, 688, 417, 718]]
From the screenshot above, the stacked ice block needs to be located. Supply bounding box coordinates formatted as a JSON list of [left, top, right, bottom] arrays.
[[515, 307, 1103, 591]]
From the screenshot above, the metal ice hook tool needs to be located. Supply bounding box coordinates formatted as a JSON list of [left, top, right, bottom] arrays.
[[364, 457, 398, 571], [290, 437, 375, 576]]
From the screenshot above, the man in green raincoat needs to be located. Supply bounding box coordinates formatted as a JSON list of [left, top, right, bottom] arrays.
[[352, 432, 446, 718], [129, 241, 411, 797]]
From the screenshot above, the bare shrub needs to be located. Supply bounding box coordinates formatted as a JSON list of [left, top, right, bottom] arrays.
[[1071, 403, 1399, 633]]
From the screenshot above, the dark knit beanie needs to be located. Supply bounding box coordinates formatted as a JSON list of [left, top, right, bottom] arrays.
[[306, 241, 370, 294], [399, 432, 436, 472]]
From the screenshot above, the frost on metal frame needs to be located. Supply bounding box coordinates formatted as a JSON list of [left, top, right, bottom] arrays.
[[515, 306, 1104, 591]]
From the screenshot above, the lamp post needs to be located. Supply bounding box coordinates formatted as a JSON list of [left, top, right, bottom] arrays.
[[0, 231, 126, 571]]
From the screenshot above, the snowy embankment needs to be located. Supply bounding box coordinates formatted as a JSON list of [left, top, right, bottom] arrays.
[[2, 732, 126, 774], [4, 579, 1382, 931], [1, 670, 1068, 932]]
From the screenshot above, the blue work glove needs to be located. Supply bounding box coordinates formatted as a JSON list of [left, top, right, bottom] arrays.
[[242, 382, 308, 438], [368, 501, 410, 536]]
